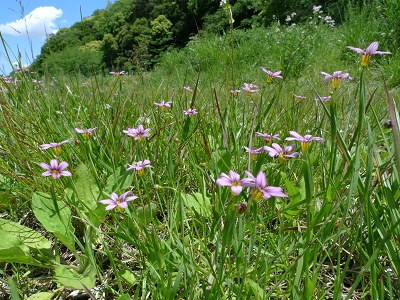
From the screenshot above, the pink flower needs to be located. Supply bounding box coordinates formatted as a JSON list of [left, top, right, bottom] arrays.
[[256, 132, 280, 144], [74, 127, 96, 139], [315, 95, 332, 102], [264, 143, 300, 162], [40, 140, 70, 154], [99, 191, 137, 211], [244, 146, 264, 160], [216, 170, 253, 195], [230, 89, 241, 96], [154, 100, 172, 111], [123, 125, 150, 141], [243, 83, 259, 96], [285, 131, 323, 151], [261, 67, 283, 82], [346, 41, 391, 67], [110, 71, 125, 76], [294, 94, 306, 101], [40, 159, 72, 179], [183, 86, 192, 93], [183, 108, 198, 117], [127, 160, 152, 176], [242, 170, 288, 200], [320, 71, 352, 89]]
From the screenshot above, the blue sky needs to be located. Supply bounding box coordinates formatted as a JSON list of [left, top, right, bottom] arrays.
[[0, 0, 115, 75]]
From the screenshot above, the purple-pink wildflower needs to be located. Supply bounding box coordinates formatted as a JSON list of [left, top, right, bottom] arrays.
[[256, 132, 280, 144], [40, 159, 72, 179], [320, 71, 352, 89], [154, 100, 172, 111], [244, 146, 264, 160], [230, 89, 241, 96], [40, 140, 70, 154], [315, 95, 332, 102], [294, 94, 306, 101], [261, 67, 283, 82], [264, 143, 300, 162], [99, 191, 137, 211], [242, 170, 288, 200], [243, 83, 259, 96], [110, 71, 125, 76], [127, 160, 152, 176], [346, 41, 391, 67], [123, 125, 150, 141], [183, 108, 198, 117], [75, 128, 96, 139], [216, 170, 253, 195], [285, 131, 323, 151], [183, 86, 192, 93]]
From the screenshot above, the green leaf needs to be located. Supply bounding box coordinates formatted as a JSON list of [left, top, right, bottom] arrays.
[[32, 192, 76, 253], [65, 163, 106, 227], [26, 292, 55, 300], [0, 229, 32, 264], [181, 192, 212, 217], [118, 269, 137, 286], [9, 276, 21, 300], [0, 218, 51, 250], [246, 278, 264, 298], [282, 178, 304, 217], [117, 295, 131, 300], [54, 263, 96, 290], [136, 203, 158, 225], [105, 166, 134, 194]]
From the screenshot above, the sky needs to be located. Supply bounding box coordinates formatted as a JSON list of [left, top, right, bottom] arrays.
[[0, 0, 115, 75]]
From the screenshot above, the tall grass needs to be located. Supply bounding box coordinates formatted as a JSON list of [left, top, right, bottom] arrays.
[[0, 3, 399, 299]]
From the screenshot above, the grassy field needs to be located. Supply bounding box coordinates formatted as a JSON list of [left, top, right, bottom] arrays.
[[0, 4, 400, 299]]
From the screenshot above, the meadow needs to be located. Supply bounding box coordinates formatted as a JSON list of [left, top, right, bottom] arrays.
[[0, 4, 399, 299]]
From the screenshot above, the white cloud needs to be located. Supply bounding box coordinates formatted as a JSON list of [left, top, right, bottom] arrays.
[[0, 6, 63, 39]]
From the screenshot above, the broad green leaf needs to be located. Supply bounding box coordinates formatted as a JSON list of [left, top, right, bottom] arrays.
[[70, 163, 100, 208], [136, 203, 157, 225], [0, 229, 33, 264], [117, 295, 131, 300], [0, 218, 51, 250], [32, 192, 76, 253], [26, 292, 55, 300], [54, 263, 96, 290], [104, 166, 134, 193], [65, 163, 106, 227], [181, 192, 211, 217], [282, 178, 304, 217], [118, 269, 137, 286]]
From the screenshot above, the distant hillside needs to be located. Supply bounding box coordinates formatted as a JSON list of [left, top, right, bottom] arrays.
[[29, 0, 396, 76]]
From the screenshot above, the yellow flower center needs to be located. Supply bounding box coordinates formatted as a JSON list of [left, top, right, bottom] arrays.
[[83, 132, 90, 139], [138, 169, 144, 176], [52, 170, 60, 175], [332, 78, 340, 89], [251, 189, 263, 201], [301, 141, 310, 151], [54, 146, 62, 155], [266, 75, 273, 83], [361, 54, 371, 67]]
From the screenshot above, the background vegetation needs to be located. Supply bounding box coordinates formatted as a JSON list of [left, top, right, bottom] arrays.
[[0, 0, 400, 299], [27, 0, 399, 79]]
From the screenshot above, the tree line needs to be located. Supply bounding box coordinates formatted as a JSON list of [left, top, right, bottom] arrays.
[[29, 0, 394, 76]]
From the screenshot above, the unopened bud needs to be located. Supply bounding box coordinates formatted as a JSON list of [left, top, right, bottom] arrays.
[[237, 202, 247, 214]]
